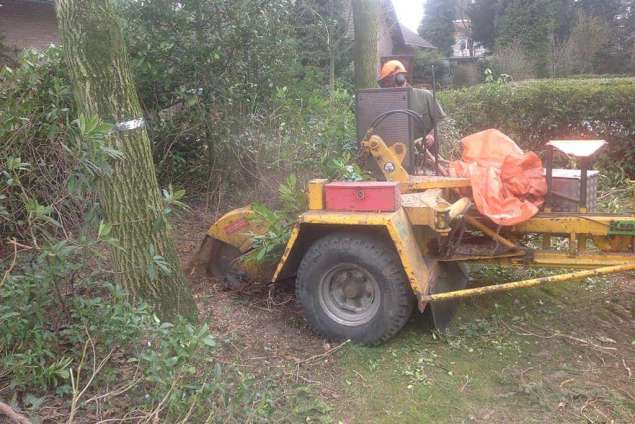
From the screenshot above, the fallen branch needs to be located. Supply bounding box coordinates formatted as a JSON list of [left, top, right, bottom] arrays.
[[296, 340, 350, 365], [0, 239, 26, 289], [504, 323, 617, 354], [67, 328, 114, 424], [0, 401, 32, 424], [623, 358, 632, 379]]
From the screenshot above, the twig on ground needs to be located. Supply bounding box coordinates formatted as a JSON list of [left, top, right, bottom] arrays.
[[67, 328, 114, 424], [96, 414, 148, 424], [177, 395, 198, 424], [559, 378, 575, 387], [85, 368, 143, 405], [353, 369, 366, 383], [141, 378, 179, 424], [0, 239, 31, 288], [504, 323, 617, 354], [296, 340, 350, 365], [0, 401, 32, 424], [623, 358, 632, 379], [460, 375, 471, 392]]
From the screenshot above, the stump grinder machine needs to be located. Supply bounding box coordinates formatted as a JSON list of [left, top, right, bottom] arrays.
[[191, 87, 635, 345]]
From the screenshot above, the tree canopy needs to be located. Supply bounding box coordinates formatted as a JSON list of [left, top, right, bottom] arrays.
[[419, 0, 457, 57], [468, 0, 634, 75]]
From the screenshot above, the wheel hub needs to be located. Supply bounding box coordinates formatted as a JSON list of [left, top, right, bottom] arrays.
[[319, 264, 381, 326]]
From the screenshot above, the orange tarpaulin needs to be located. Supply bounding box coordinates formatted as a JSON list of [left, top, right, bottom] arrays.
[[450, 129, 547, 226]]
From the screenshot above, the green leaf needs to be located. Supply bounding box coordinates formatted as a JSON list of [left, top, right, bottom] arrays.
[[202, 335, 217, 348]]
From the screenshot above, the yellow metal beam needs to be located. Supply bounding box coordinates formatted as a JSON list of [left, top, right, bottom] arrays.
[[524, 251, 635, 268], [299, 210, 395, 226], [405, 175, 471, 191], [419, 263, 635, 303], [509, 215, 635, 236]]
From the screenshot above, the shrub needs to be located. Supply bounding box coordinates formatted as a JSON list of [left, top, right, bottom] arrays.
[[0, 116, 322, 421], [550, 12, 611, 77], [488, 39, 536, 81], [439, 77, 635, 176], [0, 47, 78, 241], [0, 242, 287, 422]]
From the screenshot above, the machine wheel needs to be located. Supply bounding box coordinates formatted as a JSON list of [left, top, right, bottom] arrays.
[[296, 232, 415, 345]]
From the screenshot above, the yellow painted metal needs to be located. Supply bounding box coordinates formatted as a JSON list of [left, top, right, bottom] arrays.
[[404, 206, 435, 228], [509, 214, 624, 236], [270, 209, 434, 309], [384, 208, 436, 304], [271, 224, 302, 282], [361, 134, 471, 191], [361, 135, 410, 182], [569, 232, 578, 257], [299, 210, 394, 226], [497, 250, 635, 268], [405, 175, 471, 191], [592, 235, 633, 252], [401, 190, 444, 230], [307, 179, 327, 210], [207, 207, 266, 253], [205, 207, 275, 281], [419, 263, 635, 303], [391, 142, 407, 164], [204, 130, 635, 304]]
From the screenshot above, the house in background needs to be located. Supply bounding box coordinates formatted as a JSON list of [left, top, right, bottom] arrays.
[[0, 0, 58, 61], [451, 19, 485, 58], [447, 18, 486, 86]]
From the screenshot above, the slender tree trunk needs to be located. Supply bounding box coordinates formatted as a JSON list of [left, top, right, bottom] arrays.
[[55, 0, 198, 321], [352, 0, 379, 90], [328, 0, 336, 94]]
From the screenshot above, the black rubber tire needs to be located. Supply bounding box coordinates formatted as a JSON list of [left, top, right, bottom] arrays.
[[296, 232, 415, 346]]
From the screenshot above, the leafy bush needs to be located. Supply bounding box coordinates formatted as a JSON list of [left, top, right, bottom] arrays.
[[120, 0, 299, 186], [0, 47, 78, 241], [487, 39, 536, 81], [0, 111, 319, 422], [439, 77, 635, 176], [120, 0, 357, 199], [0, 242, 287, 422]]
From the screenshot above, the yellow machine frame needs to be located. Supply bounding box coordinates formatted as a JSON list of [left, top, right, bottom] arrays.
[[205, 134, 635, 307]]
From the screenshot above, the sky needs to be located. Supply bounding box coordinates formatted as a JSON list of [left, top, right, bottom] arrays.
[[392, 0, 424, 32]]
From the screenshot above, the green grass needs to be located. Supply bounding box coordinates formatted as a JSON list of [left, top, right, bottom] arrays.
[[328, 269, 635, 423]]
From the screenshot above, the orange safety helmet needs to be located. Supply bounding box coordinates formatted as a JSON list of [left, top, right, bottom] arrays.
[[378, 60, 407, 82]]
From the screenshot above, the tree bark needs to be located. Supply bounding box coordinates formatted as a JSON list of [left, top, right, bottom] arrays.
[[352, 0, 379, 90], [55, 0, 198, 321]]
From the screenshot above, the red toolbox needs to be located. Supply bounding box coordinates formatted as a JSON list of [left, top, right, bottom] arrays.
[[324, 182, 401, 212]]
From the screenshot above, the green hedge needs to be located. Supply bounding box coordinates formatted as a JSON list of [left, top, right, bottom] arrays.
[[439, 78, 635, 176]]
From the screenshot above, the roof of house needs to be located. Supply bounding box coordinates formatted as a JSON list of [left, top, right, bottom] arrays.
[[397, 22, 436, 49], [344, 0, 437, 50], [381, 0, 436, 49]]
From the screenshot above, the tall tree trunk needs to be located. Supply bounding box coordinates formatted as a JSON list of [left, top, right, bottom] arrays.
[[328, 0, 336, 94], [55, 0, 198, 321], [352, 0, 379, 90]]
